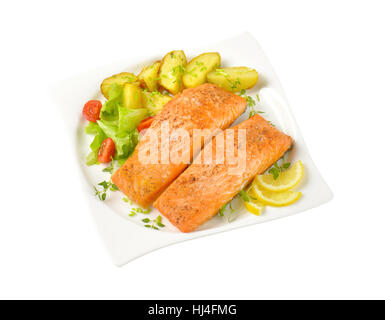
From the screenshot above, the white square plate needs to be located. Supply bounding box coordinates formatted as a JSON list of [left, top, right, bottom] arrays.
[[50, 32, 333, 266]]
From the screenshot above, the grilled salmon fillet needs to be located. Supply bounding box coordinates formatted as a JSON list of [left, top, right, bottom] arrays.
[[153, 114, 292, 233], [112, 83, 247, 207]]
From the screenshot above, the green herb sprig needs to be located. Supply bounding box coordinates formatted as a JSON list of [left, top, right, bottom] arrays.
[[94, 180, 118, 201], [94, 160, 118, 201], [218, 204, 227, 217], [102, 160, 115, 173], [239, 190, 252, 202], [268, 160, 291, 180], [239, 90, 264, 118], [239, 189, 258, 202], [218, 199, 236, 222], [218, 189, 258, 222]]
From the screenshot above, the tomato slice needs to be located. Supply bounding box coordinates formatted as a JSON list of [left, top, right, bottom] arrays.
[[137, 116, 155, 132], [98, 138, 116, 163], [83, 100, 102, 122]]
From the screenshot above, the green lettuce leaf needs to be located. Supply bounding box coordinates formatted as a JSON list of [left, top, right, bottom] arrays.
[[85, 83, 143, 165], [118, 107, 148, 132], [86, 150, 99, 166], [97, 120, 139, 159], [84, 121, 100, 134], [85, 121, 107, 166], [100, 83, 123, 121]]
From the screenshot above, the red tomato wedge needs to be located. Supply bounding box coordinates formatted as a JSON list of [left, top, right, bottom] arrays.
[[98, 138, 115, 163], [83, 100, 102, 122], [137, 116, 155, 132]]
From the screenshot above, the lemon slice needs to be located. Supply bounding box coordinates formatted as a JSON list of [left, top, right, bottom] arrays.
[[251, 185, 302, 207], [243, 200, 265, 216], [255, 160, 304, 192]]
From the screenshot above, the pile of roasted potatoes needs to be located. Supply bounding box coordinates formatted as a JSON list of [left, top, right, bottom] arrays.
[[100, 51, 258, 115]]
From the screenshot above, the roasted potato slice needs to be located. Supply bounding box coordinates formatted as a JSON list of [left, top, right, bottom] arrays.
[[138, 61, 161, 92], [122, 83, 143, 109], [101, 72, 138, 99], [182, 52, 221, 88], [142, 90, 172, 115], [158, 50, 187, 95], [207, 67, 258, 92]]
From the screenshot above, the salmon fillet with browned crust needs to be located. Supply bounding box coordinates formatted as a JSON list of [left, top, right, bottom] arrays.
[[153, 114, 292, 232], [112, 83, 247, 207]]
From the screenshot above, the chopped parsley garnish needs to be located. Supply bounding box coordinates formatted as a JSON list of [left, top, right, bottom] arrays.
[[214, 68, 227, 76], [139, 215, 165, 230], [194, 61, 207, 72], [127, 207, 165, 230], [229, 78, 241, 92], [129, 207, 151, 216], [214, 69, 241, 91], [171, 65, 185, 76]]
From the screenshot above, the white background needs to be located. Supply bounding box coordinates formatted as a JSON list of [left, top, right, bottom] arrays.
[[1, 0, 384, 300]]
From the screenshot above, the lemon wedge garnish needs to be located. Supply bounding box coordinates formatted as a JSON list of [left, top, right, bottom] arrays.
[[251, 185, 302, 207], [255, 160, 304, 192], [243, 200, 265, 216]]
